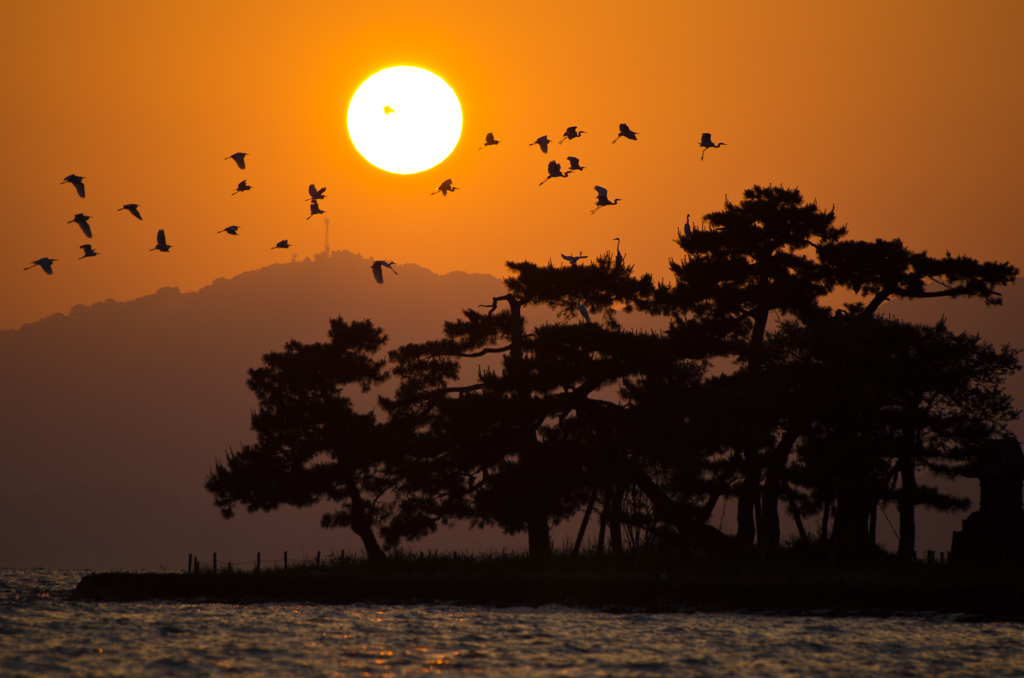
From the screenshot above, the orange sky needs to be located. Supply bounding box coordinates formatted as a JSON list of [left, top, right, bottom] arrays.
[[4, 1, 1024, 332]]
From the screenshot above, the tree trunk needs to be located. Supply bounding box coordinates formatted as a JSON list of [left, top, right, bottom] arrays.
[[527, 511, 552, 558], [897, 454, 917, 562], [345, 476, 387, 563]]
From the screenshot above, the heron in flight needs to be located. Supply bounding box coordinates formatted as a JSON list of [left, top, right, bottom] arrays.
[[69, 213, 92, 238], [25, 257, 56, 274], [307, 199, 325, 220], [371, 260, 398, 284], [529, 135, 551, 153], [118, 203, 143, 220], [226, 152, 247, 169], [272, 239, 290, 249], [79, 244, 98, 258], [151, 229, 172, 252], [307, 184, 327, 201], [613, 123, 638, 143], [590, 186, 621, 215], [613, 237, 625, 268], [479, 132, 500, 149], [566, 156, 585, 173], [561, 252, 588, 266], [539, 160, 569, 186], [559, 126, 585, 144], [232, 180, 251, 195], [699, 133, 726, 160], [219, 225, 240, 235], [432, 178, 458, 197], [62, 174, 86, 198]]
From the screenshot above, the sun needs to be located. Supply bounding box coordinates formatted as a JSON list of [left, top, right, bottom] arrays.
[[347, 66, 463, 175]]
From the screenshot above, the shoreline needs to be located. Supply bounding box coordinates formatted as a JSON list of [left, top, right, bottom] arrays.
[[71, 569, 1024, 618]]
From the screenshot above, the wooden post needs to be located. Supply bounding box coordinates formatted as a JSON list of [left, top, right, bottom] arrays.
[[316, 551, 321, 567], [213, 552, 218, 574], [256, 552, 261, 574], [284, 551, 288, 571], [228, 562, 233, 574], [188, 553, 193, 574]]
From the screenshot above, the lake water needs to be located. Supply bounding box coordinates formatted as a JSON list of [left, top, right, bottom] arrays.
[[3, 569, 1023, 677]]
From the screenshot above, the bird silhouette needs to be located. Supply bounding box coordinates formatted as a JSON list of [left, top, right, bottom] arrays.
[[683, 213, 692, 239], [539, 160, 569, 186], [590, 186, 621, 214], [272, 239, 290, 250], [151, 229, 172, 252], [561, 252, 588, 265], [307, 199, 325, 220], [559, 126, 585, 144], [226, 152, 247, 169], [699, 133, 726, 160], [307, 184, 327, 201], [479, 132, 500, 149], [118, 203, 143, 220], [25, 257, 56, 274], [577, 294, 591, 322], [613, 237, 625, 268], [69, 213, 92, 238], [383, 105, 395, 114], [566, 156, 585, 172], [79, 244, 98, 258], [61, 174, 86, 198], [613, 123, 638, 143], [370, 260, 398, 284], [219, 225, 240, 235], [232, 180, 251, 195], [432, 178, 458, 196], [530, 135, 551, 153]]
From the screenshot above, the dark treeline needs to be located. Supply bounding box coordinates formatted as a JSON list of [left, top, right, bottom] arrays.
[[205, 185, 1021, 564]]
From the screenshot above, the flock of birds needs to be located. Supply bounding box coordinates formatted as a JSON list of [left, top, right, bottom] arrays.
[[24, 116, 726, 295]]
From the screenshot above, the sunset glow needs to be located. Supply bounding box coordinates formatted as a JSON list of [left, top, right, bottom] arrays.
[[347, 66, 462, 174]]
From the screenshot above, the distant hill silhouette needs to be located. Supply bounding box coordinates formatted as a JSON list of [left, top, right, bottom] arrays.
[[0, 251, 512, 570]]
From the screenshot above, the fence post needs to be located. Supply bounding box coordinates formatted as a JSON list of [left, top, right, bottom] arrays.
[[188, 553, 193, 575], [316, 551, 321, 567], [284, 551, 288, 571], [256, 552, 261, 574], [213, 552, 218, 574]]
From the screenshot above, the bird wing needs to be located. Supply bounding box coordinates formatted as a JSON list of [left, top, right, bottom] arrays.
[[619, 123, 630, 133], [485, 132, 495, 143], [371, 262, 384, 284], [77, 218, 92, 238], [701, 133, 712, 145], [40, 260, 54, 274], [308, 184, 318, 198], [547, 160, 560, 175], [156, 230, 166, 247], [594, 186, 608, 200]]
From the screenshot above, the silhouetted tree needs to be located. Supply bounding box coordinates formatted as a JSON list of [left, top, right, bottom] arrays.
[[205, 318, 404, 562]]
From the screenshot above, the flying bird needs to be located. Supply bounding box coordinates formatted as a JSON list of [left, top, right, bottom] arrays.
[[561, 252, 588, 266], [61, 174, 86, 198], [272, 239, 290, 249], [79, 244, 98, 258], [226, 152, 247, 169], [383, 105, 395, 114], [590, 186, 621, 215], [307, 184, 327, 201], [232, 180, 251, 195], [566, 156, 585, 172], [118, 203, 143, 220], [479, 132, 500, 149], [613, 237, 625, 268], [307, 199, 326, 220], [25, 257, 56, 274], [577, 294, 590, 323], [151, 229, 172, 252], [529, 135, 551, 153], [432, 178, 458, 197], [539, 160, 568, 186], [219, 225, 240, 235], [370, 259, 398, 284], [699, 133, 726, 160], [69, 213, 92, 238], [559, 126, 585, 144], [613, 123, 638, 143]]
